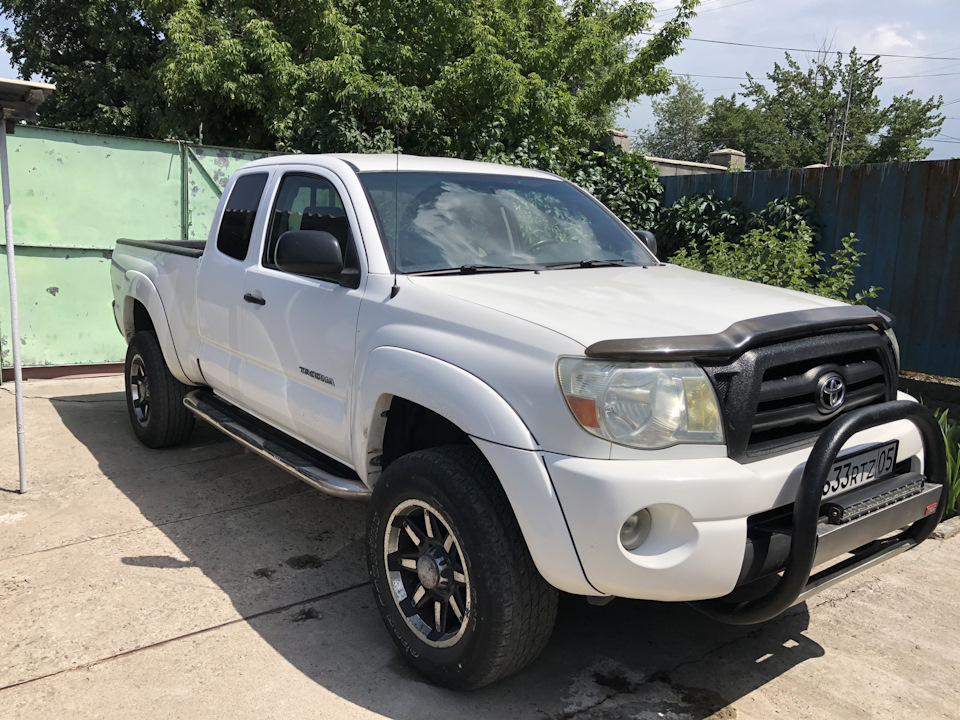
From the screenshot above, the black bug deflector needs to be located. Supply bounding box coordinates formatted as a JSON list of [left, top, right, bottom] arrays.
[[692, 400, 947, 626]]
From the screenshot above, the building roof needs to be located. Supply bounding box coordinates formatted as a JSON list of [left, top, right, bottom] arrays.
[[0, 78, 56, 123]]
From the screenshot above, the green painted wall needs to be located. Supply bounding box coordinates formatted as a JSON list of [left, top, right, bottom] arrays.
[[0, 126, 276, 370]]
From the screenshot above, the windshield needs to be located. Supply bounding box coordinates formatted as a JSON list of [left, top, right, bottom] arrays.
[[358, 171, 656, 273]]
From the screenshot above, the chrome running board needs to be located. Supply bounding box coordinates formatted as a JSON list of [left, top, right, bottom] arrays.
[[184, 390, 370, 500]]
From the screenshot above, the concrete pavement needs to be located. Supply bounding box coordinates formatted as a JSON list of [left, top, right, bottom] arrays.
[[1, 376, 958, 719]]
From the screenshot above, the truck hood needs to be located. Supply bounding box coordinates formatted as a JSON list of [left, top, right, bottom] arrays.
[[407, 264, 844, 349]]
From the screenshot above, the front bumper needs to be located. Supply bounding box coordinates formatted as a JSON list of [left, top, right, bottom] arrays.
[[546, 397, 946, 614]]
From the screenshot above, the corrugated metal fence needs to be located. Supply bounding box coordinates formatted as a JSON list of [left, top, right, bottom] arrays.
[[0, 127, 276, 371], [660, 160, 960, 378]]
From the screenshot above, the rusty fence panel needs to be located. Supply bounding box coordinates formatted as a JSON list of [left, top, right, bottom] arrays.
[[660, 160, 960, 378]]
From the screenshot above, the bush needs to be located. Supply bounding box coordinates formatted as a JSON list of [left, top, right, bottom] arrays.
[[933, 408, 960, 521], [654, 190, 746, 257], [670, 224, 880, 304], [654, 191, 819, 258]]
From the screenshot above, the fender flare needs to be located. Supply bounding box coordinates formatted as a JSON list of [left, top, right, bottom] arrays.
[[121, 271, 191, 384], [353, 347, 538, 478]]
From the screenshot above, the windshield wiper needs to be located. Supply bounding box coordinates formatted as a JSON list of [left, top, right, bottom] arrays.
[[544, 259, 635, 269], [408, 264, 543, 276]]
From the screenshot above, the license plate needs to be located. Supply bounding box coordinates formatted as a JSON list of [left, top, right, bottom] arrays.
[[822, 441, 899, 500]]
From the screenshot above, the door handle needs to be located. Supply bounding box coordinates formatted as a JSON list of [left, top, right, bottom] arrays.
[[243, 293, 266, 306]]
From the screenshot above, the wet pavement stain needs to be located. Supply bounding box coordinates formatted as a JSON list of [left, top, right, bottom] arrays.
[[285, 554, 324, 570]]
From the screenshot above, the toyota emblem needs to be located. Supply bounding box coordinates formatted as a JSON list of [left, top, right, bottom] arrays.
[[816, 373, 846, 413]]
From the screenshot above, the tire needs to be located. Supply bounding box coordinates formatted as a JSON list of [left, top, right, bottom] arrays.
[[124, 331, 195, 448], [366, 444, 558, 689]]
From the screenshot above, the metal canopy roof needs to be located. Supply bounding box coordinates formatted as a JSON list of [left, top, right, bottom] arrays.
[[0, 78, 56, 123]]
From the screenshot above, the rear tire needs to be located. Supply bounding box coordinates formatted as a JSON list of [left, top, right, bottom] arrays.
[[366, 444, 558, 689], [124, 331, 195, 448]]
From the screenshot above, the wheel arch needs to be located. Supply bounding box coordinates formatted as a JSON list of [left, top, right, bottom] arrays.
[[120, 272, 190, 384]]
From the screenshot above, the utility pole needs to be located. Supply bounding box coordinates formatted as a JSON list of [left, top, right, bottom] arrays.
[[838, 54, 880, 166], [826, 108, 838, 165]]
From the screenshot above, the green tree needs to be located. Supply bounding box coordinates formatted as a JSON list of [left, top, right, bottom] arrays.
[[701, 51, 944, 169], [638, 75, 711, 161], [156, 0, 700, 156], [1, 1, 166, 138], [2, 0, 701, 158]]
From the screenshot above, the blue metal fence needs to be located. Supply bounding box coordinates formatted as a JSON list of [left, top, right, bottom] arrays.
[[659, 159, 960, 378]]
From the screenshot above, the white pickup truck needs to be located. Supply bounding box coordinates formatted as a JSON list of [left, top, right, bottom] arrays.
[[111, 154, 946, 689]]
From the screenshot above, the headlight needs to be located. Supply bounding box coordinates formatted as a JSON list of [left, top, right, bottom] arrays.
[[557, 358, 724, 449], [883, 328, 900, 372]]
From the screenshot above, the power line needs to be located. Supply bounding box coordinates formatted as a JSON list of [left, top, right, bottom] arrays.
[[673, 72, 767, 80], [692, 0, 755, 15], [654, 0, 756, 17], [884, 46, 960, 66], [639, 33, 960, 60], [886, 72, 960, 79], [653, 0, 728, 17], [673, 70, 958, 81]]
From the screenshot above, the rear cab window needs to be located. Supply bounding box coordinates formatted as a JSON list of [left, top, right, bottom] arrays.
[[216, 173, 269, 261]]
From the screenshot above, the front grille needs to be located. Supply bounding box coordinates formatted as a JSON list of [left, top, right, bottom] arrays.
[[702, 328, 897, 462]]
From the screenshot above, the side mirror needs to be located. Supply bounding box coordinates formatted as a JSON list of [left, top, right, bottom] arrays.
[[276, 230, 344, 278], [635, 230, 657, 258]]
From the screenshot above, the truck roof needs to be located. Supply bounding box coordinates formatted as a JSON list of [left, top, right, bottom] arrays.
[[242, 153, 561, 179]]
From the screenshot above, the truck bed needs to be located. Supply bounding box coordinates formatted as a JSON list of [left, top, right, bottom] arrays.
[[116, 238, 206, 258]]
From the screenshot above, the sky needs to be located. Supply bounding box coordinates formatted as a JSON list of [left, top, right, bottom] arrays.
[[617, 0, 960, 161]]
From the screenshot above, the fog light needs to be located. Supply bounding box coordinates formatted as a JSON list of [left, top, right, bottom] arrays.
[[619, 509, 652, 550]]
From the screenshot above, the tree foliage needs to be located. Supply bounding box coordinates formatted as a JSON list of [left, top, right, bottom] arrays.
[[637, 75, 711, 162], [1, 0, 701, 157], [1, 0, 166, 137], [701, 51, 944, 169]]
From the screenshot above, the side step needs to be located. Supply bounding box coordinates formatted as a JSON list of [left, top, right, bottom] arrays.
[[183, 390, 370, 500]]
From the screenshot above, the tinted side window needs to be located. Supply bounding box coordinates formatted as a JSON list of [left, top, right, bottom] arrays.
[[264, 174, 357, 273], [216, 173, 269, 261]]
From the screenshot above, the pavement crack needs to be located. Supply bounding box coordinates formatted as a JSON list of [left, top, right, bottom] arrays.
[[649, 605, 805, 684], [0, 581, 371, 693], [130, 450, 250, 474], [0, 387, 119, 403], [0, 483, 311, 563]]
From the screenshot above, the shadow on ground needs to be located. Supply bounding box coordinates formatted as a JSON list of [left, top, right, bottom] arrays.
[[52, 389, 823, 719]]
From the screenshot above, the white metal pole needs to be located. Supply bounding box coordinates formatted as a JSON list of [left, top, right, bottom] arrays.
[[1, 120, 27, 493]]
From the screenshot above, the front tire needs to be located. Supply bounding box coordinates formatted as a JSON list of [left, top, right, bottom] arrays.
[[367, 444, 558, 689], [124, 331, 195, 448]]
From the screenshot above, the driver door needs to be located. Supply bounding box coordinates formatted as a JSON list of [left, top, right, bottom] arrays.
[[239, 170, 364, 463]]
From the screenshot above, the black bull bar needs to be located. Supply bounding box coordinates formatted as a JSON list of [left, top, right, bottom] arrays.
[[692, 400, 948, 625]]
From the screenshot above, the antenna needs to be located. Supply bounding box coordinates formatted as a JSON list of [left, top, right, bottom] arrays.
[[390, 45, 401, 299], [391, 135, 400, 298]]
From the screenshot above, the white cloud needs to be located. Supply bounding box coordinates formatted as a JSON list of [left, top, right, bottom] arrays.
[[863, 25, 915, 53]]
